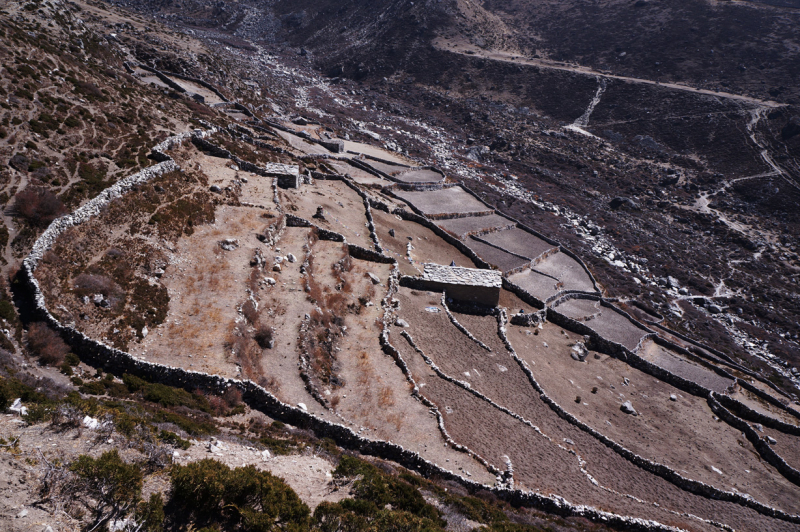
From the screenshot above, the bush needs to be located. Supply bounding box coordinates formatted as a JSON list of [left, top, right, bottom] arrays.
[[0, 299, 15, 322], [332, 456, 444, 526], [70, 450, 148, 529], [73, 273, 121, 298], [27, 322, 69, 366], [14, 186, 67, 227], [169, 459, 310, 531]]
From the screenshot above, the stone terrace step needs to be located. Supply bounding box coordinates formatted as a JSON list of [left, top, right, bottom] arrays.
[[394, 187, 494, 219], [437, 214, 516, 240], [477, 227, 556, 261]]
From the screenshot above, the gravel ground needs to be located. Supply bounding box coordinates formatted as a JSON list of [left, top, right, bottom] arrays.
[[479, 228, 556, 260], [534, 252, 597, 293], [437, 214, 516, 239], [394, 187, 493, 217]]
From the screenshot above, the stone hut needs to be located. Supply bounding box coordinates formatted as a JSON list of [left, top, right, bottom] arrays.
[[266, 162, 301, 189], [419, 263, 502, 306]]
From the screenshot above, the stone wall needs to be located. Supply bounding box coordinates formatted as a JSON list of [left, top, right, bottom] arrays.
[[495, 310, 800, 525], [19, 127, 800, 530]]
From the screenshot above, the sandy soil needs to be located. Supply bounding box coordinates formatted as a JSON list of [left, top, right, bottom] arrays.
[[371, 209, 478, 276], [639, 340, 733, 393], [507, 268, 564, 301], [324, 160, 387, 186], [479, 228, 556, 261], [467, 238, 531, 272], [393, 188, 493, 218], [163, 75, 226, 105], [555, 299, 650, 351], [134, 205, 260, 378], [389, 316, 794, 532], [506, 326, 800, 513], [273, 129, 331, 155], [280, 180, 374, 250], [343, 142, 414, 165], [387, 289, 800, 530], [393, 168, 445, 184], [534, 252, 597, 293], [437, 214, 516, 240], [361, 159, 410, 176]]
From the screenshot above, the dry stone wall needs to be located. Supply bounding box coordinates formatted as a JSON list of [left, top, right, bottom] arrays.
[[20, 128, 798, 532]]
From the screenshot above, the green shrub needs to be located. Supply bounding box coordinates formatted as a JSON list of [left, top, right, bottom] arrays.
[[0, 300, 15, 322], [159, 430, 191, 450], [79, 381, 105, 395], [123, 373, 147, 392], [170, 459, 310, 531], [332, 456, 444, 526], [65, 352, 80, 366], [70, 450, 144, 529]]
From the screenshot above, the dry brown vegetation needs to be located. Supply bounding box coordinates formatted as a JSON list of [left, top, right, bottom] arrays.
[[27, 321, 70, 366]]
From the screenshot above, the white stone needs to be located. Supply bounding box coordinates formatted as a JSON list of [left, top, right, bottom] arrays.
[[298, 403, 308, 411], [620, 401, 638, 416], [287, 253, 297, 263], [9, 398, 27, 416], [82, 416, 101, 430]]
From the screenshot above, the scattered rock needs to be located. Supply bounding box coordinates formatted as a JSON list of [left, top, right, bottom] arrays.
[[264, 277, 277, 286], [313, 206, 325, 220], [707, 304, 723, 314], [272, 264, 282, 272], [766, 435, 777, 445], [219, 238, 239, 251], [82, 416, 101, 430], [620, 400, 638, 416], [9, 398, 27, 416], [669, 394, 677, 402], [609, 197, 639, 210], [570, 342, 588, 362], [388, 228, 395, 237], [395, 318, 409, 328], [367, 272, 381, 285], [16, 509, 28, 518], [753, 423, 764, 432], [287, 253, 297, 263], [297, 402, 308, 411]]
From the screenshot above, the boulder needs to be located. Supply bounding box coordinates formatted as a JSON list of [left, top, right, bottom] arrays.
[[210, 185, 221, 193], [570, 342, 588, 362], [395, 318, 409, 328], [388, 228, 395, 237], [219, 238, 239, 251], [287, 253, 297, 263], [620, 400, 638, 416], [766, 435, 777, 445], [367, 272, 381, 285], [669, 394, 677, 402], [609, 197, 639, 210]]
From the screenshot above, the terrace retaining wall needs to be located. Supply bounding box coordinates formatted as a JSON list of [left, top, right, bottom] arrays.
[[19, 128, 799, 531]]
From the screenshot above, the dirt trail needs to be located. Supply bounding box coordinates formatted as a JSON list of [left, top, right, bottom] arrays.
[[437, 41, 787, 108]]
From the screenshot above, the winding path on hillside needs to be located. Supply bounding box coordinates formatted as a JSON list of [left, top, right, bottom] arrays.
[[437, 41, 787, 109]]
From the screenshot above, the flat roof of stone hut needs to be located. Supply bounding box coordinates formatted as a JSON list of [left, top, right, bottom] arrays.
[[422, 264, 502, 288]]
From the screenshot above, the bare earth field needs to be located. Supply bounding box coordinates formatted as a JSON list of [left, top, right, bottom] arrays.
[[29, 103, 800, 532], [393, 187, 494, 218]]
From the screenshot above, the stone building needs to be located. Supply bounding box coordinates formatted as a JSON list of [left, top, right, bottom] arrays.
[[419, 263, 502, 306]]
